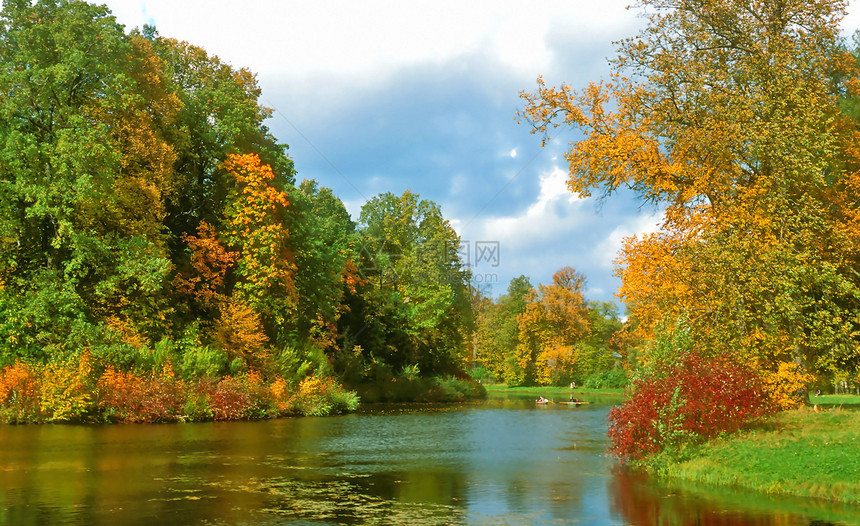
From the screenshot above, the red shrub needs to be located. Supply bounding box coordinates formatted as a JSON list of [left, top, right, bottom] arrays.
[[197, 376, 252, 421], [98, 368, 183, 423], [607, 351, 775, 461]]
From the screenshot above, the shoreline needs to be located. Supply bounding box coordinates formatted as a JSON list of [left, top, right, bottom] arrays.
[[641, 406, 860, 506]]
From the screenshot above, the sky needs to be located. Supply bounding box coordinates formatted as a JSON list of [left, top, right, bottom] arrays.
[[99, 0, 860, 307]]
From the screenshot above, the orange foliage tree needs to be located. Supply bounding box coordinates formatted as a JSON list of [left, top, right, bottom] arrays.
[[521, 0, 860, 394], [222, 153, 298, 327], [0, 361, 41, 423], [174, 221, 238, 308], [515, 267, 591, 385]]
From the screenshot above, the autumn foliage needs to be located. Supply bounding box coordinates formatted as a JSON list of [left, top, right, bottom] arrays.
[[0, 361, 41, 423], [223, 153, 298, 318], [521, 0, 860, 398], [0, 0, 489, 422], [607, 352, 775, 462], [98, 366, 183, 423], [174, 221, 238, 306], [516, 268, 591, 385], [0, 357, 357, 423]]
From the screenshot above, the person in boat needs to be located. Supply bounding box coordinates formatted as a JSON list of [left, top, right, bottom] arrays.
[[569, 396, 579, 403], [537, 396, 548, 403]]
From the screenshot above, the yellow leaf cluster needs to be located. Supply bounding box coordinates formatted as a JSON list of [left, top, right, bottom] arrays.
[[213, 297, 270, 368], [761, 362, 816, 410], [39, 354, 94, 422]]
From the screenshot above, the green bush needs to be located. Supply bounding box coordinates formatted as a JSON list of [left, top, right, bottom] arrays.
[[123, 338, 177, 375], [584, 369, 629, 389], [285, 376, 360, 416], [271, 344, 327, 382], [468, 366, 497, 384], [182, 388, 213, 422], [180, 345, 228, 380], [427, 376, 486, 402], [328, 388, 360, 414]]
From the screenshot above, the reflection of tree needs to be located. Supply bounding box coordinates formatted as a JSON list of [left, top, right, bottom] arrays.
[[608, 466, 835, 526], [503, 472, 585, 523]]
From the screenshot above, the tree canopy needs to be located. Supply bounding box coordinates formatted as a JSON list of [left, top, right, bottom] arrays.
[[0, 0, 485, 417], [521, 0, 860, 393]]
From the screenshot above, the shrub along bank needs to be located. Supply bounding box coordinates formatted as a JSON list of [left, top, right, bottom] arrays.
[[0, 355, 488, 423], [0, 356, 359, 423], [607, 351, 776, 463]]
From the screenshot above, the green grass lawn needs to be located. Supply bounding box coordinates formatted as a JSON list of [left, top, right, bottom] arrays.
[[657, 408, 860, 505], [483, 384, 624, 401], [809, 393, 860, 406]]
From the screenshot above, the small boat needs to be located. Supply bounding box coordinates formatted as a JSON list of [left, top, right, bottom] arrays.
[[560, 401, 589, 405]]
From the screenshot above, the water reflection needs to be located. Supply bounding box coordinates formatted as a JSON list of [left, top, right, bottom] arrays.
[[608, 466, 857, 526], [0, 399, 858, 525]]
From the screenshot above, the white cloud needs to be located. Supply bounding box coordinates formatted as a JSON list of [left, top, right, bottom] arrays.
[[103, 0, 637, 83], [340, 198, 365, 222], [593, 209, 664, 269], [461, 165, 584, 250]]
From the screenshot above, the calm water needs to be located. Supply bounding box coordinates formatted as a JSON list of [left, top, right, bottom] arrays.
[[1, 394, 858, 525]]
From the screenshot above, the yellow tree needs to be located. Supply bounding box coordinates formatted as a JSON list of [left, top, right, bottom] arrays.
[[222, 153, 298, 328], [521, 0, 860, 388], [516, 267, 591, 385]]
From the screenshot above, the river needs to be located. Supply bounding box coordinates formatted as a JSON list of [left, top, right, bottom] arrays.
[[1, 393, 857, 525]]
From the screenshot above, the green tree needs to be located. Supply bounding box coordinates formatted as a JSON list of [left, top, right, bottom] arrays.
[[349, 191, 472, 376], [577, 300, 623, 380], [0, 0, 175, 359], [474, 275, 533, 384], [290, 180, 359, 351]]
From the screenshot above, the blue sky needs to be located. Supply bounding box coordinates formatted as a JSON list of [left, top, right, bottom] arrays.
[[102, 0, 860, 307]]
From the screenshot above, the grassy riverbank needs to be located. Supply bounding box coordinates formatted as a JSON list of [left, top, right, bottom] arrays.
[[810, 393, 860, 406], [483, 384, 624, 403], [648, 406, 860, 505]]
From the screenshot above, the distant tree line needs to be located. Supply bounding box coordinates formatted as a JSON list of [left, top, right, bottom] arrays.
[[471, 269, 629, 388]]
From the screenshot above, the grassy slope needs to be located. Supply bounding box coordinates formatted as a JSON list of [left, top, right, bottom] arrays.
[[656, 407, 860, 505]]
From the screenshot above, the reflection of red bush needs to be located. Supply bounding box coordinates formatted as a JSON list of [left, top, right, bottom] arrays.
[[609, 467, 785, 526], [607, 351, 775, 461]]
